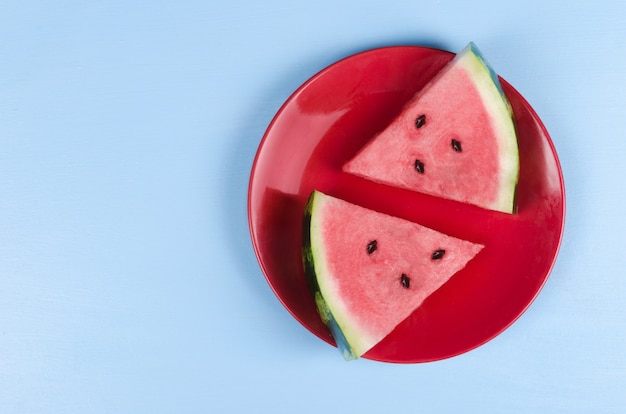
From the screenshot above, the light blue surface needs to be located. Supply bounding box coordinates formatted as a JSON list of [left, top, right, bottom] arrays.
[[1, 1, 625, 412]]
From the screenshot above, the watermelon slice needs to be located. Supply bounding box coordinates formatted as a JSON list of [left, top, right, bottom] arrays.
[[303, 190, 484, 360], [343, 42, 519, 213]]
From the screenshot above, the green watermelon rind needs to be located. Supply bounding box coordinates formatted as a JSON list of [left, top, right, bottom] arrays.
[[302, 191, 360, 360], [454, 42, 520, 213]]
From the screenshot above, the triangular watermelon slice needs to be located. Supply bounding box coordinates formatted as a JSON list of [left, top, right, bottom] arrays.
[[343, 42, 519, 213], [303, 191, 484, 360]]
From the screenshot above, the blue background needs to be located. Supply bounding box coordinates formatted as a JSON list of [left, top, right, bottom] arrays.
[[1, 1, 625, 412]]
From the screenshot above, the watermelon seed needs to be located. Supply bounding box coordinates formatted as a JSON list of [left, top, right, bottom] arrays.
[[400, 274, 410, 289], [451, 139, 462, 152], [431, 249, 446, 260], [366, 240, 378, 254], [415, 114, 426, 128], [414, 159, 425, 174]]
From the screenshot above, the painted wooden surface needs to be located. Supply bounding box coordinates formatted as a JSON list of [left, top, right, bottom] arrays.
[[0, 1, 624, 412]]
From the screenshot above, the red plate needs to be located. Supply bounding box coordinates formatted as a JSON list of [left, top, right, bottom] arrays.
[[247, 46, 565, 363]]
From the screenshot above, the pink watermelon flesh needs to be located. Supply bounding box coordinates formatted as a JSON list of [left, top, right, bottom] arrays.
[[343, 42, 519, 213], [303, 191, 484, 359]]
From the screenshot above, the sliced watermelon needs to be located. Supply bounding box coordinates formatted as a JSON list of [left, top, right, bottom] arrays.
[[302, 190, 484, 360], [343, 42, 519, 213]]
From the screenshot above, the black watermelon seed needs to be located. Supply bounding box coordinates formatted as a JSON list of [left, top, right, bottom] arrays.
[[366, 240, 377, 254], [414, 159, 425, 174], [431, 249, 446, 260], [400, 273, 410, 289], [415, 114, 426, 128], [451, 139, 462, 152]]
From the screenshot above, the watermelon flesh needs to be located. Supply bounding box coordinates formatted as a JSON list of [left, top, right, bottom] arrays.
[[303, 191, 484, 360], [343, 42, 519, 213]]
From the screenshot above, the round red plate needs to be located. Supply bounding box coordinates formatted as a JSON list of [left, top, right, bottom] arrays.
[[248, 46, 565, 363]]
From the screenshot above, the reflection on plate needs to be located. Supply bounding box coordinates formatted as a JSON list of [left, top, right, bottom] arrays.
[[248, 46, 565, 363]]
